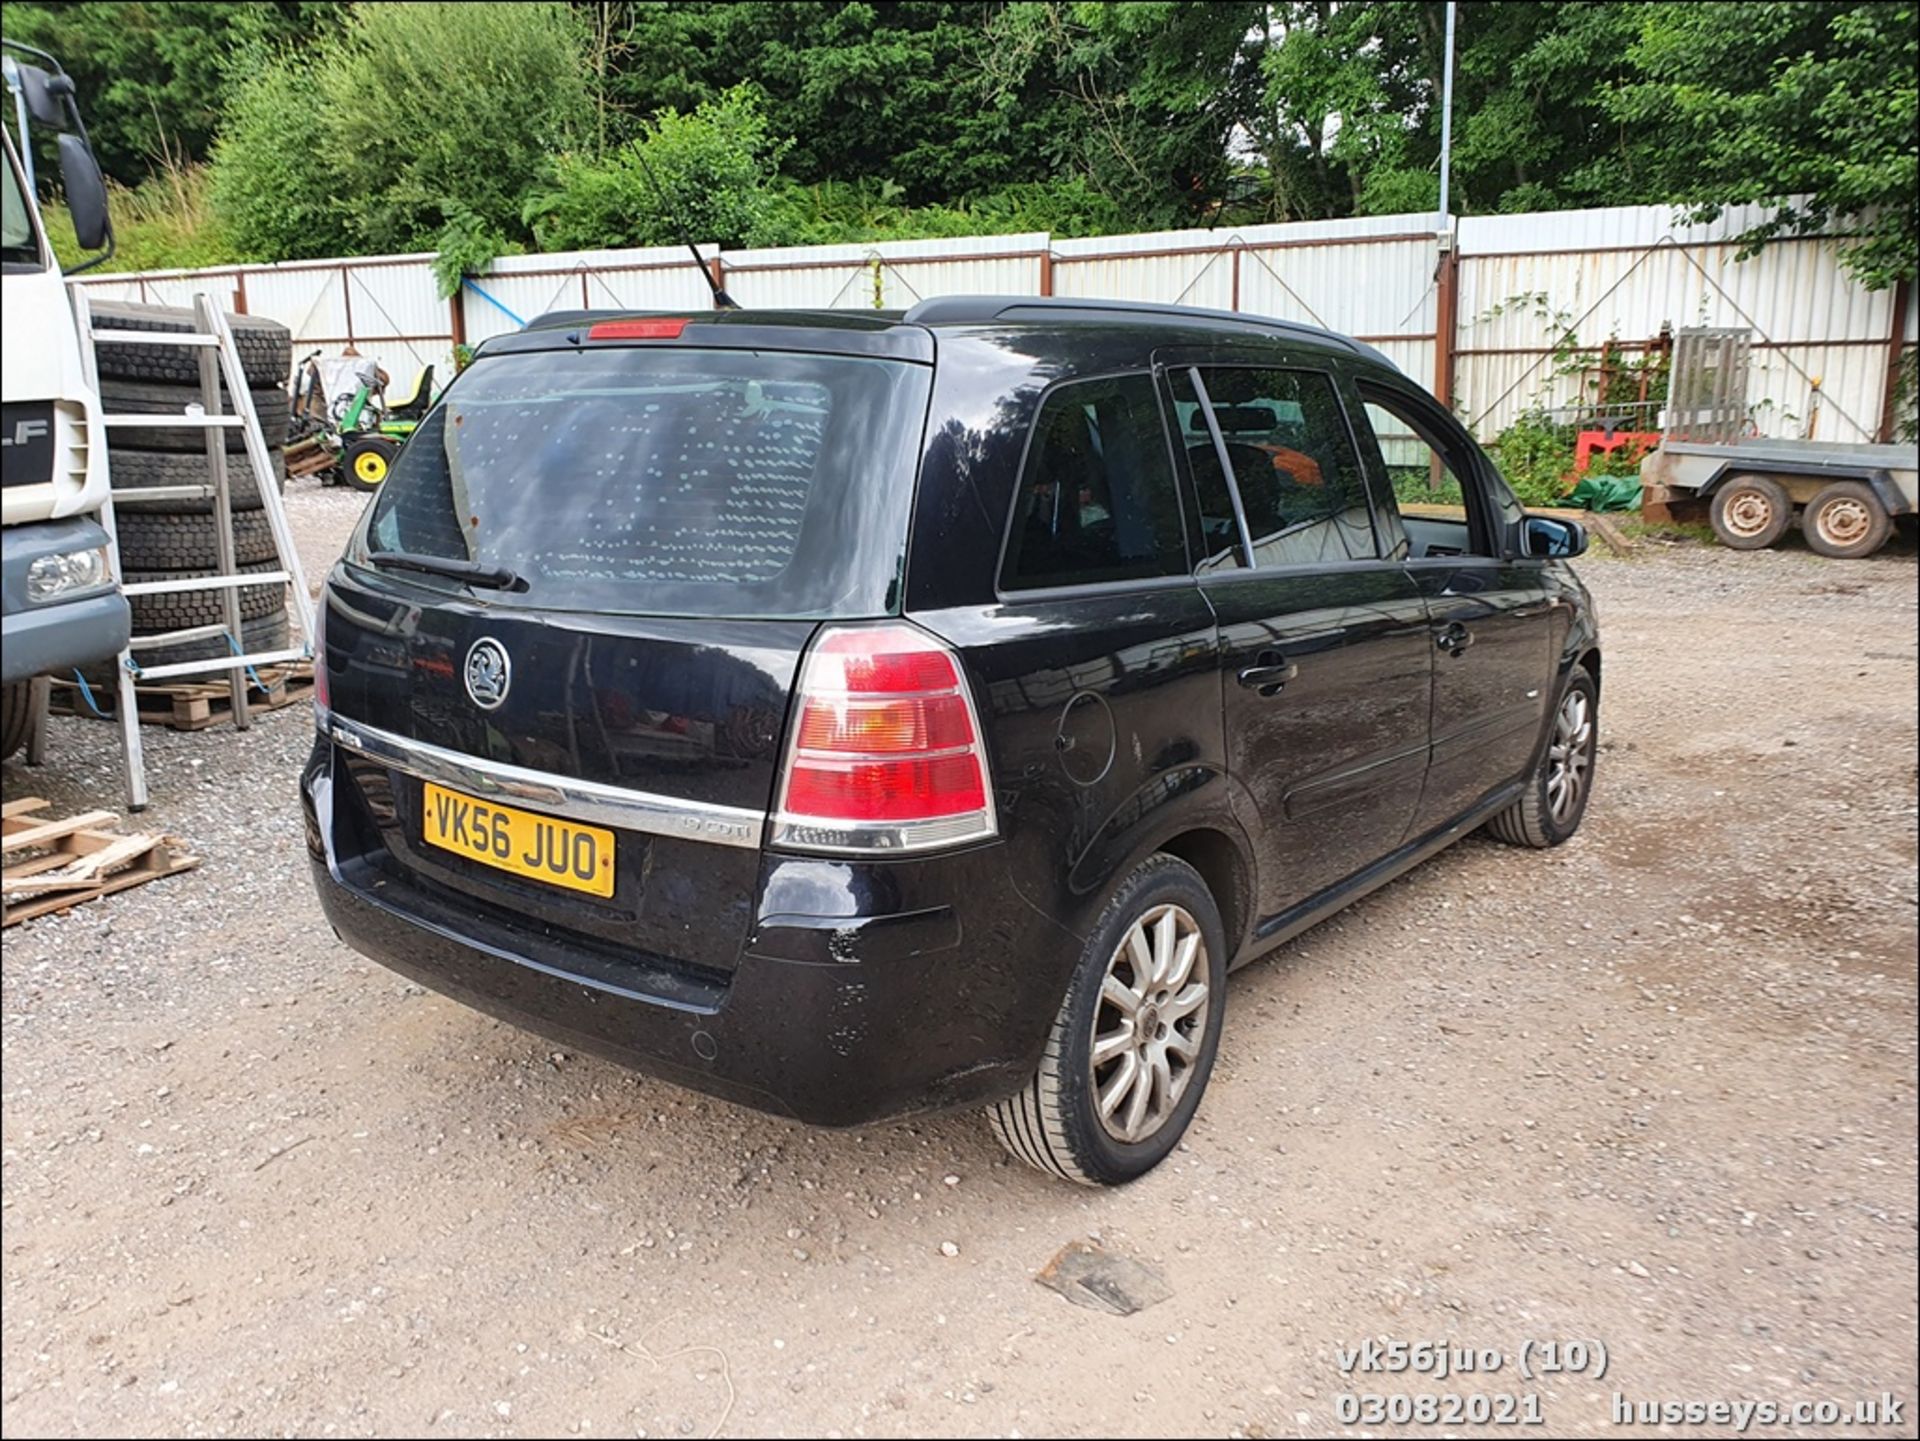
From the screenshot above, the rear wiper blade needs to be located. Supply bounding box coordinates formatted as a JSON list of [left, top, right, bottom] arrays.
[[366, 549, 526, 591]]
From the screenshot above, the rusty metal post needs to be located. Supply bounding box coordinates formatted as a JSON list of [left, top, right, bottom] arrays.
[[1878, 277, 1912, 442], [708, 255, 726, 307], [1038, 249, 1053, 297], [1433, 230, 1459, 410], [1230, 246, 1242, 312], [450, 282, 467, 353], [232, 270, 249, 316]]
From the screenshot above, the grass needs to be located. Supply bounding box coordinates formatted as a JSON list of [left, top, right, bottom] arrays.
[[44, 159, 233, 274]]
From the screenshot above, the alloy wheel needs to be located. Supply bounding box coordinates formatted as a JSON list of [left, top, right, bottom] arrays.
[[1546, 687, 1594, 825], [1090, 903, 1212, 1144]]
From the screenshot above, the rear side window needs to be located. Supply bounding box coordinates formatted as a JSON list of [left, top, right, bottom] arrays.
[[1001, 374, 1187, 592], [1183, 367, 1378, 567], [358, 346, 931, 619]]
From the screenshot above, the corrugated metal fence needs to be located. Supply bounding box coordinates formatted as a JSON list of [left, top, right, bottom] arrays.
[[75, 202, 1916, 444]]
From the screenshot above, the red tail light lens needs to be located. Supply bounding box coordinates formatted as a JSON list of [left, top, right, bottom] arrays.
[[312, 598, 330, 716], [774, 624, 997, 853]]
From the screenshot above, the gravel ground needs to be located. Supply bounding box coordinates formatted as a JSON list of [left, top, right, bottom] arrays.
[[3, 486, 1915, 1439]]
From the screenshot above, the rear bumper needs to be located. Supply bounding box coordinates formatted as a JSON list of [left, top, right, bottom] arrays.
[[1, 517, 129, 684], [301, 736, 1078, 1127]]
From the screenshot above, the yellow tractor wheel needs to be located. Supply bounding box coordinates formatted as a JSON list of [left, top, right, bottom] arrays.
[[343, 436, 398, 492]]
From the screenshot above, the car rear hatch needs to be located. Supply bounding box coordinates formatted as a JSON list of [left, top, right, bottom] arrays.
[[318, 317, 935, 986]]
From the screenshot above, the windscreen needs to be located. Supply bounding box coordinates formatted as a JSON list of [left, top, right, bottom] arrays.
[[2, 139, 43, 268], [358, 345, 932, 618]]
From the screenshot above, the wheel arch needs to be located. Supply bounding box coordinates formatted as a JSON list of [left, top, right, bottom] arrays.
[[1155, 826, 1253, 964]]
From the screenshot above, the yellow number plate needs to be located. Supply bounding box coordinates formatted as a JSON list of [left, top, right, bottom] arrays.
[[421, 782, 616, 898]]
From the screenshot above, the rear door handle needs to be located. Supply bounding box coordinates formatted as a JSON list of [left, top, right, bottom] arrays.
[[1236, 651, 1297, 697], [1436, 621, 1474, 655]]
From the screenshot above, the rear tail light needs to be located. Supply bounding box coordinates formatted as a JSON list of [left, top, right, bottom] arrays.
[[773, 623, 997, 854], [312, 598, 330, 717]]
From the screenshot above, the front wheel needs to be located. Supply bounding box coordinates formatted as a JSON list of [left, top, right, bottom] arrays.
[[989, 854, 1227, 1186], [1486, 668, 1597, 849], [342, 436, 398, 492], [1710, 475, 1792, 550]]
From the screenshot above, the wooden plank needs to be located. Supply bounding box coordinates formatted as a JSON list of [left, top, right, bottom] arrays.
[[2, 811, 119, 853], [1, 798, 53, 819], [2, 843, 199, 927], [44, 666, 309, 732]]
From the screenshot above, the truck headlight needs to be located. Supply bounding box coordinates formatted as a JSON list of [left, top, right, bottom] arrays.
[[25, 546, 112, 603]]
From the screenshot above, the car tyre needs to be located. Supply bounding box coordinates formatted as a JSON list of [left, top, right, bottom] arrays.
[[989, 853, 1227, 1186], [1708, 475, 1792, 550], [1486, 668, 1598, 849], [1801, 481, 1891, 559]]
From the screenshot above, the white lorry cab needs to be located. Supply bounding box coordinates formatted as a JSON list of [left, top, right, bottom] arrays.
[[2, 42, 127, 755]]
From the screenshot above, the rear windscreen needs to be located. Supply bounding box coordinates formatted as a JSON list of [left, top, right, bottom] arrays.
[[357, 345, 931, 618]]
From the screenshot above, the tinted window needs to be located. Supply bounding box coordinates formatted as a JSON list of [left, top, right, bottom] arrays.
[[1356, 385, 1501, 559], [1001, 374, 1187, 591], [1183, 367, 1377, 567], [358, 346, 931, 619], [1167, 369, 1245, 572]]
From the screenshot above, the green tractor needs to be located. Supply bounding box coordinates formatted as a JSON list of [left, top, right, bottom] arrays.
[[287, 353, 437, 491]]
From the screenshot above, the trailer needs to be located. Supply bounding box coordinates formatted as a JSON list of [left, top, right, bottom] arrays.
[[1639, 437, 1919, 559]]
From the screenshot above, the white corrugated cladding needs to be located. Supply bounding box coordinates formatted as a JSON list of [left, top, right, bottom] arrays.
[[719, 232, 1045, 310], [466, 245, 719, 345], [1456, 203, 1896, 442], [73, 202, 1902, 440]]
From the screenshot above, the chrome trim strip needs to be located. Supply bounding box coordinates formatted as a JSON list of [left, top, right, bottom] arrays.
[[326, 715, 766, 850]]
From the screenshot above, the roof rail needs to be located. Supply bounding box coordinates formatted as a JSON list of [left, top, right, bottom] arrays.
[[899, 295, 1365, 354]]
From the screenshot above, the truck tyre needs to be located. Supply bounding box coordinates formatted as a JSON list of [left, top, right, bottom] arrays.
[[989, 854, 1227, 1186], [108, 447, 284, 514], [123, 562, 284, 633], [1, 681, 30, 760], [1486, 668, 1598, 849], [1709, 475, 1792, 550], [1801, 481, 1892, 560], [89, 301, 291, 388], [99, 379, 290, 453], [115, 510, 279, 570]]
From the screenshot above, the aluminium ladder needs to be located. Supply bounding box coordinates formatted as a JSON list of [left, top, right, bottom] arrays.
[[73, 288, 316, 811]]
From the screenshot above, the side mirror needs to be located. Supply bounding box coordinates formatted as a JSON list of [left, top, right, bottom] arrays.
[[15, 62, 72, 128], [1524, 514, 1588, 559], [56, 133, 109, 252]]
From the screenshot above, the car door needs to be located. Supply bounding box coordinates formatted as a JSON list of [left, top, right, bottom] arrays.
[[1167, 357, 1433, 921], [966, 370, 1226, 927], [1348, 377, 1559, 835]]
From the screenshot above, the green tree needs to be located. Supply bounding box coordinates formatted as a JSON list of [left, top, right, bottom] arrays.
[[526, 85, 792, 253], [314, 2, 592, 256], [1603, 1, 1917, 288], [0, 1, 342, 185], [208, 49, 350, 261], [976, 1, 1269, 227], [590, 2, 1060, 203]]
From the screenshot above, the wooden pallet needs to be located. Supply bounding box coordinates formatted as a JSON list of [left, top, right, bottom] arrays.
[[2, 798, 199, 927], [47, 662, 313, 732]]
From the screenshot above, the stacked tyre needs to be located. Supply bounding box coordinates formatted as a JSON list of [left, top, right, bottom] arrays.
[[92, 302, 295, 679]]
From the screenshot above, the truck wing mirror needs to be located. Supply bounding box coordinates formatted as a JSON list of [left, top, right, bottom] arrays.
[[57, 133, 110, 252], [15, 62, 73, 128]]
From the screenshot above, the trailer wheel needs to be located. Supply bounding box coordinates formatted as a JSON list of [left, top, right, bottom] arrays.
[[1801, 481, 1892, 560], [1709, 475, 1792, 550]]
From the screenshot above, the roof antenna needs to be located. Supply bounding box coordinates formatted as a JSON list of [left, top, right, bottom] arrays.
[[630, 146, 739, 310]]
